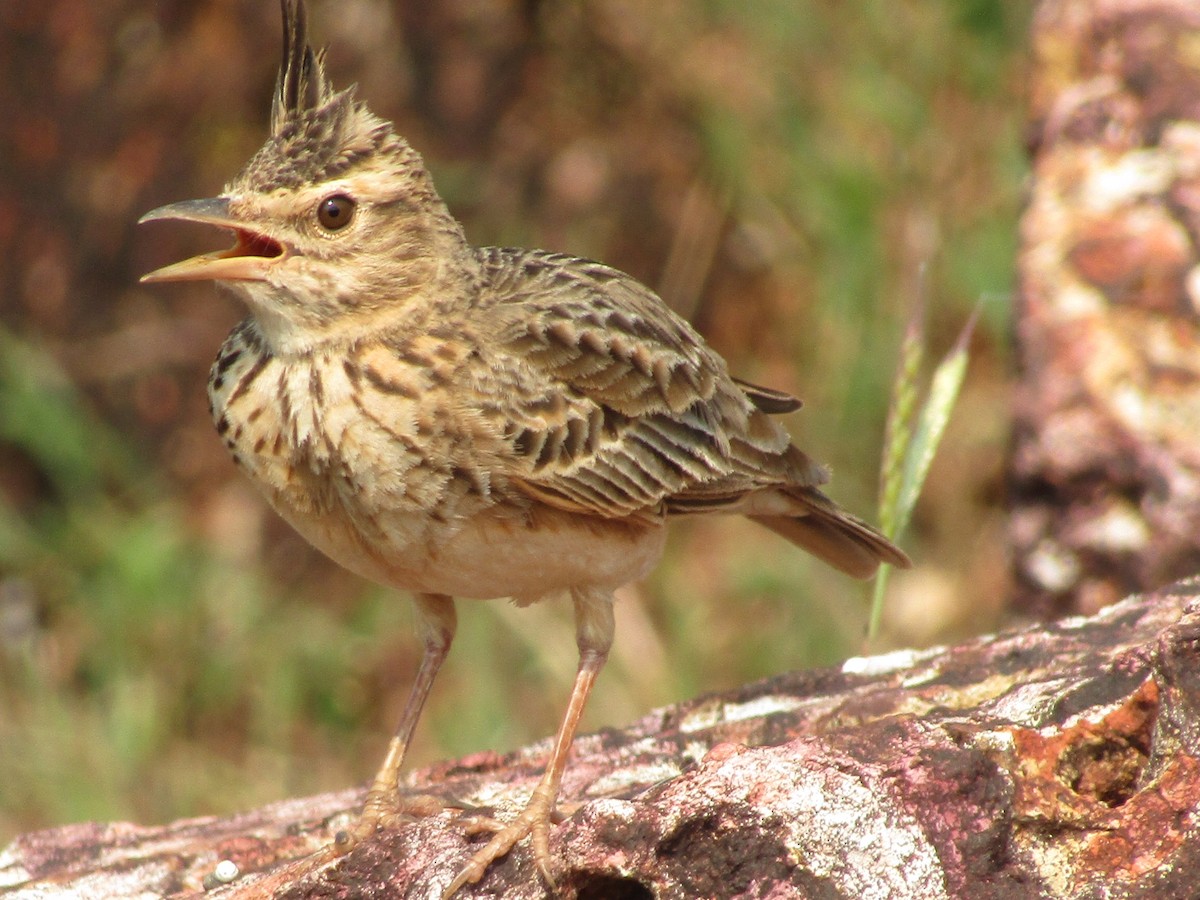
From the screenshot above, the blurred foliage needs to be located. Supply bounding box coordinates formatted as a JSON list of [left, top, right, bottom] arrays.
[[0, 0, 1028, 835]]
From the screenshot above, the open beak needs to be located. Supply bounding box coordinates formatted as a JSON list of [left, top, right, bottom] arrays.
[[139, 198, 285, 283]]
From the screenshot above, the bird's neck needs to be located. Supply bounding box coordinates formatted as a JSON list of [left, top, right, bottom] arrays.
[[228, 243, 481, 360]]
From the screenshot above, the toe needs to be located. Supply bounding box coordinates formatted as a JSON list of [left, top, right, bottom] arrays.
[[531, 817, 554, 886], [441, 826, 524, 898], [440, 796, 558, 898], [335, 790, 457, 855]]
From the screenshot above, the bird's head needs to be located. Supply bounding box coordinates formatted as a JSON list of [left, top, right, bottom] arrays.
[[140, 0, 471, 355]]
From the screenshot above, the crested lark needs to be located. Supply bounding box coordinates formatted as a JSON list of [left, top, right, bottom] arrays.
[[140, 1, 910, 895]]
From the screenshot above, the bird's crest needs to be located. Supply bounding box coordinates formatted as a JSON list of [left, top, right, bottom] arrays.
[[272, 0, 334, 135], [232, 0, 409, 194]]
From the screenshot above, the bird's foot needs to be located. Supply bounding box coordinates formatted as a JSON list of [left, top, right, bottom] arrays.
[[441, 784, 560, 899], [332, 788, 502, 857]]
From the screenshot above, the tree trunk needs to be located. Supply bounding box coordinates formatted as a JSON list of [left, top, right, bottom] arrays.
[[1010, 0, 1200, 618], [4, 580, 1200, 899]]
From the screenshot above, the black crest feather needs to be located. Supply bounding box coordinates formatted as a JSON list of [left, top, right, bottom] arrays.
[[273, 0, 333, 135]]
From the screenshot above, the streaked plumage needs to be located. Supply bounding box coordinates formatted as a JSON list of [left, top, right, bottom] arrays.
[[140, 1, 909, 895]]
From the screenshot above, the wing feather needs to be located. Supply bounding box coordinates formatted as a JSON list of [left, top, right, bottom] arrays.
[[473, 248, 808, 520], [461, 247, 909, 578]]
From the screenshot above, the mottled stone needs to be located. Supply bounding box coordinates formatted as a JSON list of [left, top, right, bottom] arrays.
[[4, 583, 1199, 898]]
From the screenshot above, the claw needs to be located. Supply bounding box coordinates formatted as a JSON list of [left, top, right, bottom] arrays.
[[441, 784, 559, 898]]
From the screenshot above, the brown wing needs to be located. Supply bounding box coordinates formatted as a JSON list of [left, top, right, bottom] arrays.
[[467, 247, 910, 577], [731, 377, 802, 414], [471, 248, 827, 520]]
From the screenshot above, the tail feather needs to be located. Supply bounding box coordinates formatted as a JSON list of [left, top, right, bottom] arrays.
[[749, 489, 910, 580]]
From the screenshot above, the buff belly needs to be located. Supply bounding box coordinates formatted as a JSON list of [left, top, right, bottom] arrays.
[[271, 494, 668, 602]]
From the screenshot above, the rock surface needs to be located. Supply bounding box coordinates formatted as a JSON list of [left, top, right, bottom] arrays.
[[4, 580, 1199, 898], [1011, 0, 1200, 617]]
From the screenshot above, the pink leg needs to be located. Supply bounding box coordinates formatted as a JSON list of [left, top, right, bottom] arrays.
[[441, 587, 614, 898], [335, 592, 457, 848]]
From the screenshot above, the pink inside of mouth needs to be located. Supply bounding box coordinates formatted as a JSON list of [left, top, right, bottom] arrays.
[[225, 229, 284, 259]]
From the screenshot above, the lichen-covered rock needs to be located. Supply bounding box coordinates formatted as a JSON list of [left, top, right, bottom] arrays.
[[4, 581, 1199, 898], [1012, 0, 1200, 618]]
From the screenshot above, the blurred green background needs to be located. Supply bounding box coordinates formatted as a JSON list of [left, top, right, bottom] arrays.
[[0, 0, 1028, 835]]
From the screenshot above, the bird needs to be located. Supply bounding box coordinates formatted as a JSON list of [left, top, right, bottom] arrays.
[[139, 1, 910, 895]]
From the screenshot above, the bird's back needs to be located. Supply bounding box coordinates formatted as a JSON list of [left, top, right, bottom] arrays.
[[470, 246, 909, 577]]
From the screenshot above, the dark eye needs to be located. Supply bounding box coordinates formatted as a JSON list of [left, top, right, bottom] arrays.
[[316, 194, 355, 231]]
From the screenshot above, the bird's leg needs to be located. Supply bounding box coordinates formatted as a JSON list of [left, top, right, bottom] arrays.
[[334, 592, 457, 851], [441, 587, 614, 898]]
